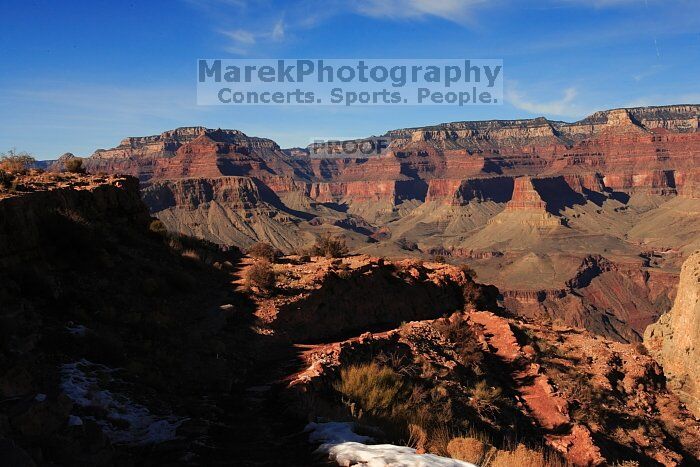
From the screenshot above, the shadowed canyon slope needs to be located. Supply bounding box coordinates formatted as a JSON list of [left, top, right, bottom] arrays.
[[79, 104, 700, 342]]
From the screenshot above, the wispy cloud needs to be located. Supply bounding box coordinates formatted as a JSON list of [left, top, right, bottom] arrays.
[[186, 0, 698, 55], [353, 0, 489, 24], [187, 0, 496, 54], [632, 64, 664, 82], [507, 84, 585, 118], [220, 18, 286, 54]]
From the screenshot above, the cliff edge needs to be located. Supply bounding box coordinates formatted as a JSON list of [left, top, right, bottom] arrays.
[[645, 251, 700, 416]]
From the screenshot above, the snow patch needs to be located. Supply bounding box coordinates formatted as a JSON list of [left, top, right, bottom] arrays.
[[68, 415, 83, 426], [306, 421, 478, 467], [65, 323, 88, 336], [307, 421, 373, 445], [60, 359, 185, 445]]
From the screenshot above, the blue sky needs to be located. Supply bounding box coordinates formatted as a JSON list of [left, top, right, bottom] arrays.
[[1, 0, 699, 159]]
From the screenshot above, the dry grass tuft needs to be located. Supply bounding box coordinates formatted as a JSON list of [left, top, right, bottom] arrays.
[[469, 380, 503, 416], [447, 437, 496, 465], [490, 444, 545, 467], [182, 249, 201, 262], [334, 362, 408, 416]]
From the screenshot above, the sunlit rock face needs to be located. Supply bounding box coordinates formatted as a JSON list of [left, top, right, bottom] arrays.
[[645, 251, 700, 417]]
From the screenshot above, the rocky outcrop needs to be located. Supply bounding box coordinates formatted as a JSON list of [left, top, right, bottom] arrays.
[[645, 251, 700, 416], [142, 176, 308, 250], [501, 255, 678, 343], [505, 177, 547, 211], [249, 256, 494, 342], [84, 126, 306, 183], [0, 173, 147, 268], [46, 153, 81, 173], [293, 310, 700, 466]]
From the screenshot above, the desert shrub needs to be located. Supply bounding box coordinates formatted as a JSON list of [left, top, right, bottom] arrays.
[[312, 232, 349, 258], [447, 437, 496, 465], [459, 264, 477, 280], [434, 314, 473, 343], [469, 380, 503, 416], [433, 315, 485, 371], [247, 242, 280, 262], [244, 259, 276, 292], [0, 150, 36, 174], [149, 219, 167, 235], [432, 254, 447, 264], [64, 157, 85, 173], [334, 362, 408, 416], [490, 444, 548, 467], [0, 170, 14, 190], [464, 281, 499, 311], [633, 342, 649, 356], [334, 262, 353, 279]]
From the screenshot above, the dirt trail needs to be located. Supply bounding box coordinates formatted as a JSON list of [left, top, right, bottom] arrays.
[[204, 344, 322, 466], [469, 312, 605, 464], [470, 311, 571, 431], [196, 261, 325, 466]]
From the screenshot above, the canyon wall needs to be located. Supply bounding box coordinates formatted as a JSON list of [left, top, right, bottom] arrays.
[[645, 251, 700, 416], [69, 104, 700, 343]]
